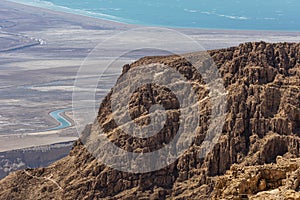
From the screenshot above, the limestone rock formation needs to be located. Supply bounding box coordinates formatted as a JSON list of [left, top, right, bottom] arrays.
[[0, 42, 299, 199], [212, 156, 300, 199]]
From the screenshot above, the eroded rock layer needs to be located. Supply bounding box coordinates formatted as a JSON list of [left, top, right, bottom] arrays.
[[0, 42, 299, 200]]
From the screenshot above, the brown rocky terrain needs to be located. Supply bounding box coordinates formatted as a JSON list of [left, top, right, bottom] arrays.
[[212, 156, 300, 199], [0, 41, 299, 199]]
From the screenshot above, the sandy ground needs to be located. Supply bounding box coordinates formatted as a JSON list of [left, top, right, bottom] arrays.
[[0, 133, 77, 152], [0, 0, 300, 152]]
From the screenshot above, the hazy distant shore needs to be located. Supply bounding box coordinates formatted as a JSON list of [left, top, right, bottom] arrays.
[[1, 0, 300, 153]]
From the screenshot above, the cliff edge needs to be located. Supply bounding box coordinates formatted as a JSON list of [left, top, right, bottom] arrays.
[[0, 42, 299, 199]]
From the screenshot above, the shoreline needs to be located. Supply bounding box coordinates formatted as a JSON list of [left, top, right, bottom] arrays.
[[4, 0, 300, 35], [0, 0, 300, 53], [2, 0, 132, 30], [2, 0, 300, 53], [6, 0, 132, 27], [6, 0, 300, 33]]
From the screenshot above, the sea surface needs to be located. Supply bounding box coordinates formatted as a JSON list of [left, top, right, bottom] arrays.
[[8, 0, 300, 31]]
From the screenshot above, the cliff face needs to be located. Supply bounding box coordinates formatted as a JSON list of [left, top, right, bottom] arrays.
[[0, 42, 299, 200]]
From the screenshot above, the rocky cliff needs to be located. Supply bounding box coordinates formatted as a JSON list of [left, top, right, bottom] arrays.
[[0, 42, 299, 199]]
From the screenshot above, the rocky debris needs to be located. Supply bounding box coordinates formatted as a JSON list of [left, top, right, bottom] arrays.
[[212, 156, 300, 199], [0, 42, 299, 199]]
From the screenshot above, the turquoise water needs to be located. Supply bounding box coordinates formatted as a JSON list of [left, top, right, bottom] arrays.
[[8, 0, 300, 31], [46, 108, 72, 131]]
